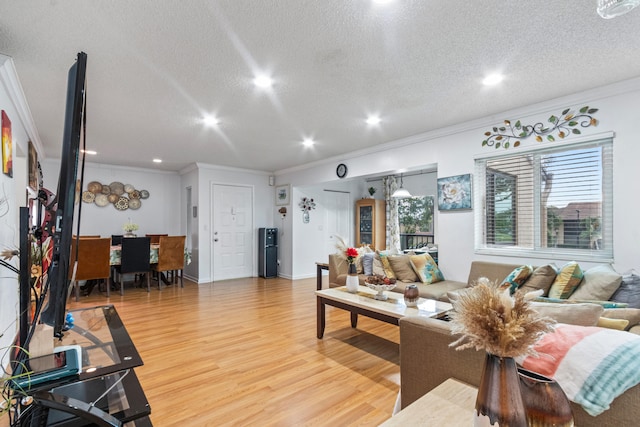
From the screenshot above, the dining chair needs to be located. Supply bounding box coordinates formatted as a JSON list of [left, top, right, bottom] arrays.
[[145, 233, 168, 244], [69, 237, 112, 301], [152, 235, 186, 288], [111, 234, 123, 245], [73, 234, 101, 239], [113, 237, 151, 294]]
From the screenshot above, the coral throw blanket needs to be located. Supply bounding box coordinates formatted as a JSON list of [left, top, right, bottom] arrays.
[[516, 324, 640, 416]]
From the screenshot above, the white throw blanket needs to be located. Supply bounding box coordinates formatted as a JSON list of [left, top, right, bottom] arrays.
[[516, 324, 640, 416]]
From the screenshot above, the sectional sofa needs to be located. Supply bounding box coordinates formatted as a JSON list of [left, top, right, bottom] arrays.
[[328, 252, 640, 425]]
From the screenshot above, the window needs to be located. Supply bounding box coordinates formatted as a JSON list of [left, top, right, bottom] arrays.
[[475, 136, 613, 261], [398, 195, 435, 250]]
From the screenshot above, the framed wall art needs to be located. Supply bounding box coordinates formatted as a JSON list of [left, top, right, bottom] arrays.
[[275, 184, 290, 206], [1, 110, 12, 178], [437, 174, 472, 211]]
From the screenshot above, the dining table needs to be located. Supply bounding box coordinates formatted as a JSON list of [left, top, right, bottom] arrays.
[[109, 244, 160, 266]]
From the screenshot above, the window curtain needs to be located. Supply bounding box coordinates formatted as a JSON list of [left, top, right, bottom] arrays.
[[383, 176, 401, 253]]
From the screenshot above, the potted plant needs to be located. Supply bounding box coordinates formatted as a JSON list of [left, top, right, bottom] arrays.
[[367, 187, 376, 198]]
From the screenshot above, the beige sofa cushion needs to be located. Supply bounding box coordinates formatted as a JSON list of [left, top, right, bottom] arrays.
[[569, 264, 622, 301], [388, 255, 419, 282], [518, 264, 557, 296], [530, 301, 603, 326]]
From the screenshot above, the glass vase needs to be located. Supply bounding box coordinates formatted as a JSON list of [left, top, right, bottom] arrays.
[[474, 353, 527, 427]]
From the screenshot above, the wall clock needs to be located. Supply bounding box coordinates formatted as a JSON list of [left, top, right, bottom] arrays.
[[336, 163, 348, 179]]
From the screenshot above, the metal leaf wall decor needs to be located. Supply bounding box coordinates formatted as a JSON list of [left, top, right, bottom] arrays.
[[482, 106, 599, 149]]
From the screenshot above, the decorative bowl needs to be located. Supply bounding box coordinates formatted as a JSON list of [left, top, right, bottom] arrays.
[[365, 282, 396, 300]]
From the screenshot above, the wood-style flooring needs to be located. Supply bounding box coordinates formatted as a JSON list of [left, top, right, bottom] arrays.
[[67, 276, 401, 426]]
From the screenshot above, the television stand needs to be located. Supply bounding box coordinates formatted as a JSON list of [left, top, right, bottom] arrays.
[[20, 305, 151, 426]]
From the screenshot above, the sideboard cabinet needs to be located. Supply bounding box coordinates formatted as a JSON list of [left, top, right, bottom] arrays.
[[355, 199, 386, 250]]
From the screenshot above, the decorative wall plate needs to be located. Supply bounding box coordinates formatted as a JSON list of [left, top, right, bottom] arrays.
[[101, 185, 111, 195], [82, 191, 95, 203], [124, 184, 135, 193], [109, 181, 125, 195], [139, 190, 150, 199], [128, 198, 141, 210], [94, 194, 109, 207], [108, 193, 119, 204], [130, 190, 141, 199], [87, 181, 102, 193], [115, 196, 129, 210]]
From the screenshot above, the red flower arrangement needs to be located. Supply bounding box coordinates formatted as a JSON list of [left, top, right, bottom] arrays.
[[345, 247, 358, 264]]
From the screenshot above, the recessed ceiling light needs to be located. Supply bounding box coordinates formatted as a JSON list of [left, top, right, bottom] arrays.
[[482, 73, 504, 86], [153, 158, 162, 163], [81, 149, 97, 155], [366, 115, 381, 125], [302, 138, 315, 147], [202, 114, 219, 127], [253, 75, 273, 89]]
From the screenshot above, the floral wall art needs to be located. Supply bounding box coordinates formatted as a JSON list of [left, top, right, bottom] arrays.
[[437, 174, 472, 211]]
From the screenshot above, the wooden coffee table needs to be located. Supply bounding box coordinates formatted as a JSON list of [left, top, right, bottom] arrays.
[[315, 286, 452, 338]]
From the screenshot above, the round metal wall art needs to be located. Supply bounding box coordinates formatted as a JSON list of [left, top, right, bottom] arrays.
[[83, 181, 150, 210]]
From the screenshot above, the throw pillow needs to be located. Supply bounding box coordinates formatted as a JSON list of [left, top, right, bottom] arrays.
[[501, 265, 533, 295], [408, 253, 444, 284], [535, 296, 628, 309], [518, 264, 557, 296], [568, 264, 622, 302], [530, 301, 603, 326], [372, 253, 385, 276], [548, 262, 584, 299], [387, 255, 419, 283], [610, 270, 640, 309], [597, 317, 629, 330], [362, 252, 376, 276], [377, 252, 396, 279], [601, 308, 640, 331]]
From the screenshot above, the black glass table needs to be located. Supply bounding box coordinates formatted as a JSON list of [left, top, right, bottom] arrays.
[[29, 305, 151, 426]]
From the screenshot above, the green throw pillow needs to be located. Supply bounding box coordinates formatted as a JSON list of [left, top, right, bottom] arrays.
[[548, 262, 584, 299]]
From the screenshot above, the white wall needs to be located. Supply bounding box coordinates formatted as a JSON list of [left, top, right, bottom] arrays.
[[277, 78, 640, 281], [0, 55, 38, 360], [41, 160, 181, 238]]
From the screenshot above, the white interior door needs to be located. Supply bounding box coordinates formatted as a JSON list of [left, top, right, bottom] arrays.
[[212, 184, 253, 281], [324, 190, 351, 257]]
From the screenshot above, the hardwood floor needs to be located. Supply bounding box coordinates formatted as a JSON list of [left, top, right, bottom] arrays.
[[67, 276, 401, 426]]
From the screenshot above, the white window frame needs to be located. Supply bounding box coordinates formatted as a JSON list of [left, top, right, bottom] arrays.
[[474, 132, 614, 262]]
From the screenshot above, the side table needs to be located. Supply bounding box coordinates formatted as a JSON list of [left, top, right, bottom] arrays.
[[379, 378, 476, 426], [315, 262, 328, 290]]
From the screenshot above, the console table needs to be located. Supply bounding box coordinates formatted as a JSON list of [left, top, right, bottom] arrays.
[[25, 305, 151, 426]]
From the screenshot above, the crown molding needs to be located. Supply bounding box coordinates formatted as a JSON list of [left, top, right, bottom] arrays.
[[275, 76, 640, 176], [0, 54, 44, 157]]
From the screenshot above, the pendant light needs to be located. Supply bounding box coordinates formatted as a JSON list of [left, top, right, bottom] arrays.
[[392, 174, 412, 198], [597, 0, 640, 18]]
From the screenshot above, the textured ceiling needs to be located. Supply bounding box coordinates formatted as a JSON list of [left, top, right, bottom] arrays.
[[1, 1, 640, 173]]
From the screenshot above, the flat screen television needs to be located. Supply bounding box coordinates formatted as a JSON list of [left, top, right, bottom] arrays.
[[39, 52, 87, 338]]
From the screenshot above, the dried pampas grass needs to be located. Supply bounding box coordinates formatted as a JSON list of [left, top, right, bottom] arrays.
[[449, 279, 555, 358]]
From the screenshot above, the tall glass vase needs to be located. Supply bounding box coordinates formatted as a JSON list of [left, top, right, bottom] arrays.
[[518, 368, 574, 427], [474, 353, 527, 427]]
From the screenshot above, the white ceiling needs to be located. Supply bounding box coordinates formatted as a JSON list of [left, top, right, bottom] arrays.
[[1, 1, 640, 173]]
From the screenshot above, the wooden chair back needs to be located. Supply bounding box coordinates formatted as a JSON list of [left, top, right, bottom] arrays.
[[73, 235, 101, 239], [155, 236, 186, 272], [69, 237, 111, 281], [111, 234, 123, 245], [146, 234, 168, 244]]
